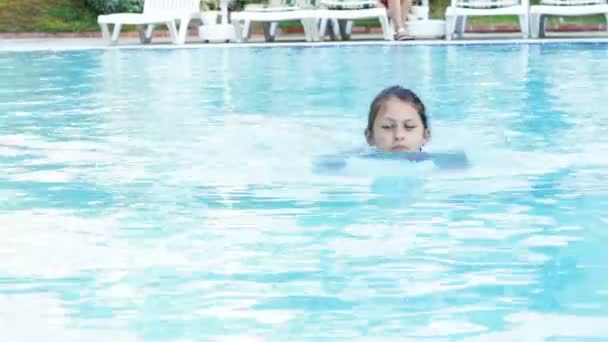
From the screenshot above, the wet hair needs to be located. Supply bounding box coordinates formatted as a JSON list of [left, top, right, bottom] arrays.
[[365, 86, 429, 134]]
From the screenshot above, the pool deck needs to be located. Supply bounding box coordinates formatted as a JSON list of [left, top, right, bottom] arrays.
[[1, 31, 608, 51]]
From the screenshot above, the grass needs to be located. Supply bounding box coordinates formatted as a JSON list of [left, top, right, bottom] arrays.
[[0, 0, 605, 33], [0, 0, 99, 32]]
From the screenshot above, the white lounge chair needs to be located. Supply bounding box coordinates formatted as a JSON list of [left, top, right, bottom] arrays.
[[98, 0, 203, 45], [231, 0, 319, 42], [445, 0, 529, 39], [316, 0, 393, 41], [530, 0, 608, 38]]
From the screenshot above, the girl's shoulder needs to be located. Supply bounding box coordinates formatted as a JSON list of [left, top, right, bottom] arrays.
[[314, 147, 469, 172]]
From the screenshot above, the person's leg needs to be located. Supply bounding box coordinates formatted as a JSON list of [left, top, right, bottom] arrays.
[[383, 0, 413, 39], [401, 0, 411, 26], [386, 0, 404, 33]]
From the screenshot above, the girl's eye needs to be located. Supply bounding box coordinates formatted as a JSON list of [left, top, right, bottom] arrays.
[[405, 125, 416, 130], [381, 125, 392, 129]]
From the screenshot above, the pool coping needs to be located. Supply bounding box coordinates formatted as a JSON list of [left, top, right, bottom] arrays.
[[1, 35, 608, 52]]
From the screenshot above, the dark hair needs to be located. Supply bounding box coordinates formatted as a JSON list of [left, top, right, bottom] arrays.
[[366, 86, 428, 134]]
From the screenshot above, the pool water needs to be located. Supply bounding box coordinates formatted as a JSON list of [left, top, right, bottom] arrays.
[[1, 43, 608, 341]]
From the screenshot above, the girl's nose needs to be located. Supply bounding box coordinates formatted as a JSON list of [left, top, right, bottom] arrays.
[[394, 129, 406, 140]]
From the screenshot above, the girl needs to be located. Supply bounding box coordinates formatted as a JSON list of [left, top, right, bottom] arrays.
[[365, 85, 430, 153], [314, 86, 468, 172]]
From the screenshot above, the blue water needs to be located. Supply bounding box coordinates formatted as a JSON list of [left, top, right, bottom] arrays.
[[1, 43, 608, 341]]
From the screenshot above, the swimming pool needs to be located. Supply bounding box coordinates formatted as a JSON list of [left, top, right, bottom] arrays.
[[1, 43, 608, 341]]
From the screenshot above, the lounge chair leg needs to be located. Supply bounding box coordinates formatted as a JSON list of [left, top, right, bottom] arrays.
[[302, 19, 311, 41], [111, 23, 123, 44], [312, 18, 322, 41], [302, 19, 317, 42], [146, 24, 156, 42], [319, 18, 328, 41], [323, 19, 336, 40], [456, 16, 466, 39], [539, 14, 547, 38], [99, 23, 111, 43], [445, 15, 456, 40], [310, 18, 320, 41], [519, 14, 529, 38], [176, 17, 191, 44], [263, 23, 275, 42], [137, 25, 152, 44], [529, 14, 539, 38], [346, 20, 353, 37], [270, 22, 278, 39], [339, 20, 351, 40], [330, 19, 340, 40], [379, 15, 392, 41], [233, 21, 245, 42], [243, 20, 251, 40], [166, 21, 179, 43]]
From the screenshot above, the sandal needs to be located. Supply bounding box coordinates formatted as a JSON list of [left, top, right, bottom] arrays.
[[395, 28, 414, 41]]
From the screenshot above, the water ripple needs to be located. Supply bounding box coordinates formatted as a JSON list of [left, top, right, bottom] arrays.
[[1, 44, 607, 340]]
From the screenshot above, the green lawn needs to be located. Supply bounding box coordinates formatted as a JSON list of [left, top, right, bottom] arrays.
[[0, 0, 605, 33], [461, 14, 606, 25], [0, 0, 99, 32]]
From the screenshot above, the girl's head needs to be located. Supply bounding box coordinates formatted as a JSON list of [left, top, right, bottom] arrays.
[[365, 86, 430, 152]]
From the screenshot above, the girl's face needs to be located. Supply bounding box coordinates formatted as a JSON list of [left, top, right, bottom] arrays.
[[366, 97, 430, 152]]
